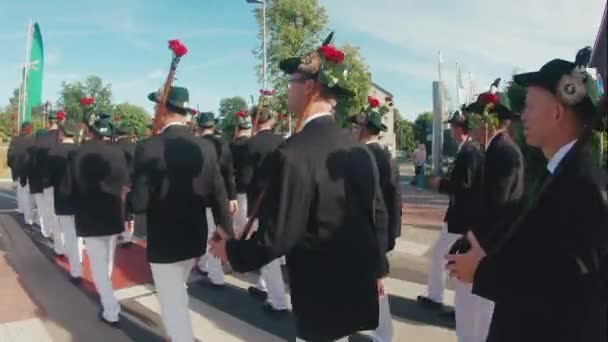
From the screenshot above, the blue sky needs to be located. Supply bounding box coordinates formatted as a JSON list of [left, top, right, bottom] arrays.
[[0, 0, 605, 120]]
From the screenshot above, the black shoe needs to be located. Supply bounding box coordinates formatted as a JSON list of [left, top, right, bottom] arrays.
[[416, 295, 443, 309], [121, 241, 134, 248], [262, 303, 288, 316], [98, 312, 120, 329], [439, 306, 455, 319], [69, 276, 82, 285], [196, 268, 209, 277], [248, 287, 268, 301]]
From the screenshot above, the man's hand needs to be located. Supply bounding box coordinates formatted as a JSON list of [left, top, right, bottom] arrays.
[[377, 279, 386, 298], [229, 200, 239, 216], [430, 176, 441, 190], [445, 231, 486, 283], [209, 233, 229, 263]]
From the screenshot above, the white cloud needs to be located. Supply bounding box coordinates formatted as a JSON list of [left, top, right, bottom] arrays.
[[322, 0, 605, 115]]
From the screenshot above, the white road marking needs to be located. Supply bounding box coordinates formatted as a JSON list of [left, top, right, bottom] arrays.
[[0, 318, 53, 342]]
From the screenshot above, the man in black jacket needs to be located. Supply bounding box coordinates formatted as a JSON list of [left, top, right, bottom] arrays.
[[352, 105, 402, 342], [450, 82, 526, 342], [8, 122, 35, 225], [447, 48, 608, 342], [422, 111, 484, 340], [243, 106, 289, 314], [48, 120, 83, 280], [210, 33, 389, 342], [29, 111, 62, 239], [195, 111, 237, 286], [113, 123, 136, 247], [69, 114, 128, 326], [131, 86, 232, 342], [230, 112, 253, 237]]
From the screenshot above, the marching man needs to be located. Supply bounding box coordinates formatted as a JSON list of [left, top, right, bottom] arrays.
[[210, 32, 389, 342], [196, 111, 237, 287], [49, 120, 84, 282], [70, 114, 128, 326], [131, 85, 232, 342], [245, 105, 289, 314]]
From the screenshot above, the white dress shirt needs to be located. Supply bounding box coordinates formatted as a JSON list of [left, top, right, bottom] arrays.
[[301, 112, 332, 130], [546, 140, 577, 174]]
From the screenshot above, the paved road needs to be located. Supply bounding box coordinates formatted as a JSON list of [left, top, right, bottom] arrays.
[[0, 176, 456, 342]]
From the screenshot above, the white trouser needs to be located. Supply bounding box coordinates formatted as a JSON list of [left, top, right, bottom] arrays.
[[198, 208, 225, 285], [150, 259, 195, 342], [471, 292, 494, 342], [85, 235, 119, 322], [454, 280, 494, 342], [234, 193, 248, 238], [44, 187, 60, 240], [33, 193, 49, 237], [297, 337, 348, 342], [256, 258, 289, 310], [249, 219, 288, 310], [58, 215, 84, 277], [425, 223, 461, 303], [19, 182, 35, 225], [15, 181, 23, 213], [122, 218, 134, 243], [370, 292, 393, 342]]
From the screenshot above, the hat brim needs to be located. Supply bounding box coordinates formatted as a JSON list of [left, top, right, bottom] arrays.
[[90, 126, 113, 137], [279, 57, 302, 75], [279, 57, 355, 99], [147, 91, 192, 115], [513, 71, 555, 93]]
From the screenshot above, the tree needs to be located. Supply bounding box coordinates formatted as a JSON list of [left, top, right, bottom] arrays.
[[333, 44, 372, 124], [254, 0, 328, 93], [413, 112, 434, 153], [217, 96, 249, 138], [112, 103, 150, 138], [393, 109, 416, 153], [56, 75, 113, 123]]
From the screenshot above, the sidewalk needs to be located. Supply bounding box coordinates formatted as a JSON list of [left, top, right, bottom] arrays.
[[0, 228, 52, 342], [0, 213, 132, 342]]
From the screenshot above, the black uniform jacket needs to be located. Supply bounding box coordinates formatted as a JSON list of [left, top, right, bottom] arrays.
[[130, 125, 232, 264], [202, 134, 237, 201], [439, 140, 484, 234], [7, 135, 34, 184], [66, 139, 130, 237], [246, 129, 285, 216], [367, 142, 402, 252], [475, 132, 524, 251], [226, 116, 388, 341], [473, 142, 608, 342], [28, 129, 60, 194], [114, 138, 136, 181], [48, 142, 79, 215], [230, 136, 252, 194]]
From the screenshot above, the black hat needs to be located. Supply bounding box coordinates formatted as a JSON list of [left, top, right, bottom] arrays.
[[60, 120, 79, 138], [89, 113, 113, 137], [465, 78, 515, 121], [279, 32, 354, 98], [147, 86, 194, 115], [197, 112, 216, 128], [445, 110, 470, 129], [114, 123, 132, 136], [250, 106, 275, 124], [514, 47, 596, 122]]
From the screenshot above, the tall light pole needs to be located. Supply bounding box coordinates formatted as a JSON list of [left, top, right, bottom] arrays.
[[247, 0, 267, 90]]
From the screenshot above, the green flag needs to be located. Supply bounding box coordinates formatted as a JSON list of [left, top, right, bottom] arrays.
[[24, 22, 43, 122]]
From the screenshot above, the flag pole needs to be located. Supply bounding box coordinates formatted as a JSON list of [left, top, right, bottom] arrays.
[[20, 19, 33, 130], [455, 62, 460, 107]]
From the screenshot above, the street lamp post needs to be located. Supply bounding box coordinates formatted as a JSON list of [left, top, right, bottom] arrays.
[[247, 0, 267, 90]]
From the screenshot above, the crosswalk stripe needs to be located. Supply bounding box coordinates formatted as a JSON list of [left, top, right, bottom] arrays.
[[135, 293, 284, 341], [118, 271, 456, 341], [0, 318, 53, 342]]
